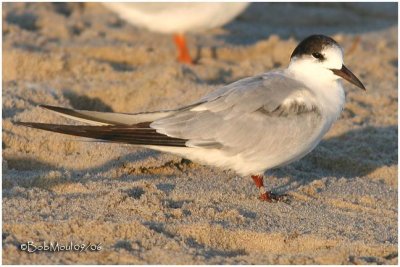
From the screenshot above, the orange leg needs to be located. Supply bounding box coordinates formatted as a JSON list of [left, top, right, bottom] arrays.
[[251, 175, 289, 202], [173, 33, 193, 64]]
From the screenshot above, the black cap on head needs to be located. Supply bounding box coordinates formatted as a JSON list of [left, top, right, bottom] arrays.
[[290, 35, 339, 59]]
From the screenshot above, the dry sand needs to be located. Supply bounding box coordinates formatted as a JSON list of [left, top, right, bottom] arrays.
[[2, 2, 398, 264]]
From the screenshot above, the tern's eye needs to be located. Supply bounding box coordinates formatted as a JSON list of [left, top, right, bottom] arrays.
[[312, 52, 324, 60]]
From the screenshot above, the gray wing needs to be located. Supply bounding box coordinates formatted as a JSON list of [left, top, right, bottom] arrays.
[[151, 71, 322, 154]]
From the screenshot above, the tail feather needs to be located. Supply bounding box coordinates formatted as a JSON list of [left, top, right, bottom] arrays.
[[15, 121, 188, 147], [40, 105, 173, 126]]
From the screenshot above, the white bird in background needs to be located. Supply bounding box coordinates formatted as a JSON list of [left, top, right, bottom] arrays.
[[102, 2, 249, 64], [17, 35, 365, 202]]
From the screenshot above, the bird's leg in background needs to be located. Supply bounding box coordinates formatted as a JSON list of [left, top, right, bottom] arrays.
[[251, 175, 289, 202], [173, 33, 193, 64]]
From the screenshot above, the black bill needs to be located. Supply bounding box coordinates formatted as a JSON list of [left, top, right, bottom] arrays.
[[331, 65, 366, 90]]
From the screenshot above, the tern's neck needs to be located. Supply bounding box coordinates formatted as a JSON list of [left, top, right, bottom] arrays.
[[286, 59, 345, 119]]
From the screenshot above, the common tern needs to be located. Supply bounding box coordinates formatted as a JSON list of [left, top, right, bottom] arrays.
[[102, 2, 249, 64], [17, 35, 365, 202]]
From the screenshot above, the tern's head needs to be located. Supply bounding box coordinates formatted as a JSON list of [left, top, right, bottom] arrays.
[[289, 35, 365, 90]]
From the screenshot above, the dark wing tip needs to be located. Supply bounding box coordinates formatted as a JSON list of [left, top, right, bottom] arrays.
[[13, 121, 66, 132], [13, 122, 188, 147], [39, 105, 72, 113]]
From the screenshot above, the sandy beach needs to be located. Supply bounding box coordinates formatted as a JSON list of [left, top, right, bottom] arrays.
[[2, 2, 398, 264]]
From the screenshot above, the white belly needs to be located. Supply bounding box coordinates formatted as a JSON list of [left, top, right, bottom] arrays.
[[102, 3, 249, 34]]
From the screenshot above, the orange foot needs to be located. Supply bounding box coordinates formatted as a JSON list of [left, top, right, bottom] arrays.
[[173, 33, 193, 64], [251, 175, 290, 203]]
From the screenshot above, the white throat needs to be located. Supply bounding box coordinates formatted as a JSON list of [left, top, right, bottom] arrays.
[[286, 55, 346, 126]]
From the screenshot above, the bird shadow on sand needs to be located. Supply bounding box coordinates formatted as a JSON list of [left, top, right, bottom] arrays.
[[219, 2, 397, 46], [270, 125, 397, 193], [62, 90, 114, 112], [3, 125, 397, 195], [3, 148, 163, 191]]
